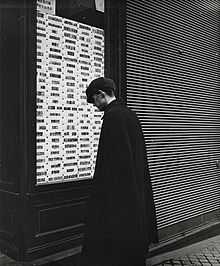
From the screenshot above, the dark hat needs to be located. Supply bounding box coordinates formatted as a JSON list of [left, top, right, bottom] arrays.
[[86, 77, 116, 103]]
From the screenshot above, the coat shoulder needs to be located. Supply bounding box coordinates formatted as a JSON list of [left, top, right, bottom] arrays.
[[105, 103, 137, 121]]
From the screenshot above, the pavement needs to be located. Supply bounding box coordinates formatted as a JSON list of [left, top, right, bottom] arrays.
[[147, 235, 220, 266], [1, 235, 220, 265]]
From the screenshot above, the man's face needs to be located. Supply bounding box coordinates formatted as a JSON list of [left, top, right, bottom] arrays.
[[92, 92, 108, 111]]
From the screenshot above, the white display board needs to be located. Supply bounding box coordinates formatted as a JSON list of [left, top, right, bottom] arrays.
[[36, 11, 104, 184], [37, 0, 56, 15]]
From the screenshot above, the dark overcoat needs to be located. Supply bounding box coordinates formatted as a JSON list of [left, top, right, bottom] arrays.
[[80, 100, 158, 266]]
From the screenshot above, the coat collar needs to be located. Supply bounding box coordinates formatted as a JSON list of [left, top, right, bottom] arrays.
[[101, 99, 120, 119]]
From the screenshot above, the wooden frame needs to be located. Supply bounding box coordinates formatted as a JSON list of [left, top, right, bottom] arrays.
[[104, 0, 127, 102]]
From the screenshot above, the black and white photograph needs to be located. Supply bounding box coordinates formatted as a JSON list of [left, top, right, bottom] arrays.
[[0, 0, 220, 265]]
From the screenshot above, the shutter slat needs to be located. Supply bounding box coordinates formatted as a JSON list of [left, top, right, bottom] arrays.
[[126, 0, 220, 230]]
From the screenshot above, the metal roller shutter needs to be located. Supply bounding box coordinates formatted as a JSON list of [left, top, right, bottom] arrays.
[[126, 0, 220, 229]]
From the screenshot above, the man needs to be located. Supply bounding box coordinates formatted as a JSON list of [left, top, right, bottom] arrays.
[[80, 77, 158, 266]]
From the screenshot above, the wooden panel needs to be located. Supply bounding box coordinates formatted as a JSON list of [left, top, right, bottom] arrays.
[[104, 0, 126, 99], [0, 1, 24, 191], [38, 202, 85, 235], [0, 191, 20, 260], [23, 190, 88, 260]]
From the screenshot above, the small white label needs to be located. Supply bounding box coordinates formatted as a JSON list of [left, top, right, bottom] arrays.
[[95, 0, 104, 13]]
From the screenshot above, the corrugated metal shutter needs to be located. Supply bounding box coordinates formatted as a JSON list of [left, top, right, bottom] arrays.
[[126, 0, 220, 229]]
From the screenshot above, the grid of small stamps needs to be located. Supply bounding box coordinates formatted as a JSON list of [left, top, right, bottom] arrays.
[[36, 11, 104, 184]]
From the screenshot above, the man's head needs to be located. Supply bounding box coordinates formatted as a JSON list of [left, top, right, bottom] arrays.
[[86, 77, 116, 111]]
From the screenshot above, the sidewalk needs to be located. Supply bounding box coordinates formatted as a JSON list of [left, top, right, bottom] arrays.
[[148, 235, 220, 266], [1, 235, 220, 265]]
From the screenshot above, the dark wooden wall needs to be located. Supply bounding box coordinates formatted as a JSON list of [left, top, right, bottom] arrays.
[[0, 1, 22, 191], [0, 0, 27, 260], [0, 0, 92, 262]]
